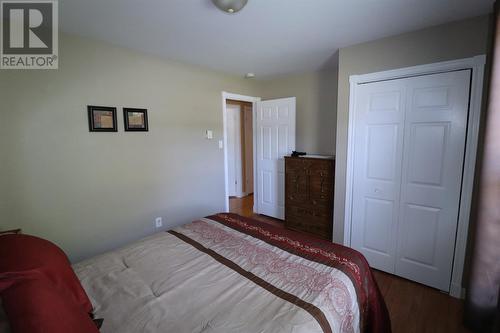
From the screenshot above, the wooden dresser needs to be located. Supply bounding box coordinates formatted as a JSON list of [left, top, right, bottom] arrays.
[[284, 156, 335, 240]]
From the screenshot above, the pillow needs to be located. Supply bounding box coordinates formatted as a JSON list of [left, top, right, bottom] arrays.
[[0, 229, 21, 236], [1, 273, 99, 333], [0, 234, 92, 314]]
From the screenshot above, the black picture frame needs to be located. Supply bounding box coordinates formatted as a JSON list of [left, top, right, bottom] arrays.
[[123, 108, 148, 132], [88, 106, 118, 132]]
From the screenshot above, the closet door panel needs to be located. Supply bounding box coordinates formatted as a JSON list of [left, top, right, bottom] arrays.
[[350, 82, 406, 272], [395, 70, 471, 291]]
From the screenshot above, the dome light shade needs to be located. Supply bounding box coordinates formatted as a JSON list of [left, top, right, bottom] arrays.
[[211, 0, 248, 14]]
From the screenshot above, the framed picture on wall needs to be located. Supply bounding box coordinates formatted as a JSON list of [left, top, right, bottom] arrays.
[[88, 106, 117, 132], [123, 108, 148, 131]]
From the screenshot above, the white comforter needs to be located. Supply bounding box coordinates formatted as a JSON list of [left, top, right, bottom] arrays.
[[73, 217, 360, 333]]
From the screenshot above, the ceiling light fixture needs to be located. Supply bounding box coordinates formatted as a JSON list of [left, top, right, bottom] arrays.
[[211, 0, 248, 14]]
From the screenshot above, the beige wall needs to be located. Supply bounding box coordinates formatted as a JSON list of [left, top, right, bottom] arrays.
[[0, 34, 259, 262], [333, 15, 491, 243], [258, 70, 338, 155], [0, 33, 338, 262], [2, 15, 488, 263]]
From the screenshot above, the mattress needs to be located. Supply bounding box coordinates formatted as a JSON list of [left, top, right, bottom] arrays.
[[73, 213, 390, 333]]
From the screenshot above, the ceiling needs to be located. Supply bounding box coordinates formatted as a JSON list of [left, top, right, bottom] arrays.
[[60, 0, 494, 79]]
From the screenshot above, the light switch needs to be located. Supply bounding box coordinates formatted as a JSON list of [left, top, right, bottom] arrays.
[[155, 217, 163, 228], [218, 140, 224, 149], [206, 130, 213, 139]]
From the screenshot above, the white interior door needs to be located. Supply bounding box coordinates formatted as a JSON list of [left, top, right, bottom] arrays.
[[350, 79, 406, 272], [350, 70, 471, 291], [395, 70, 471, 291], [227, 105, 242, 197], [256, 97, 296, 219]]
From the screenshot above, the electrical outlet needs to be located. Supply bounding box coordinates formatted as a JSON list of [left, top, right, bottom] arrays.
[[155, 217, 163, 228]]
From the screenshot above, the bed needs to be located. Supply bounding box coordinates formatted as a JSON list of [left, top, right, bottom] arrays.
[[73, 213, 390, 333]]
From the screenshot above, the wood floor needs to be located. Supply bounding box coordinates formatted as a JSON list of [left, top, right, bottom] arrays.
[[229, 195, 471, 333], [229, 194, 284, 228]]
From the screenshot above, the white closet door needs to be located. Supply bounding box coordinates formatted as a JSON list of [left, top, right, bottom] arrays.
[[351, 69, 472, 292], [395, 70, 471, 291], [350, 80, 406, 272], [256, 98, 296, 219]]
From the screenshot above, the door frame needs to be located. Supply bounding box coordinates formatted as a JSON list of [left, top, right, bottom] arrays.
[[222, 92, 261, 213], [226, 103, 244, 197], [343, 55, 486, 298]]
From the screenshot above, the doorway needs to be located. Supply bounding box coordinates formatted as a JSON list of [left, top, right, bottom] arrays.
[[226, 99, 254, 215], [222, 92, 297, 220], [222, 92, 261, 215]]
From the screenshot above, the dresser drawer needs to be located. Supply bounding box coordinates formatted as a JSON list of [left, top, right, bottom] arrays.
[[310, 176, 333, 201], [286, 173, 308, 203], [285, 158, 307, 172], [286, 216, 332, 240], [286, 214, 331, 232], [307, 161, 333, 176], [286, 204, 330, 220]]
